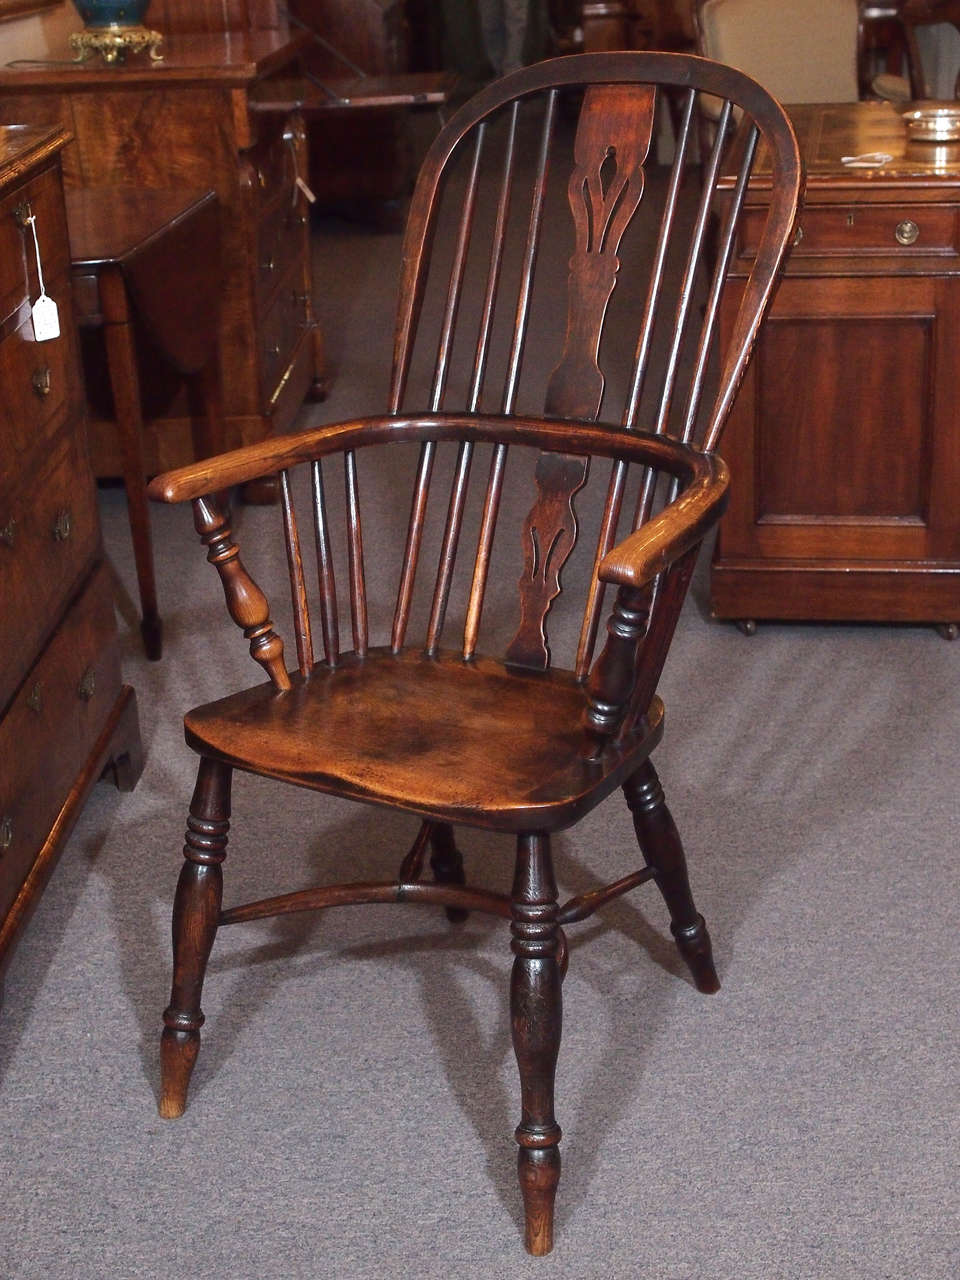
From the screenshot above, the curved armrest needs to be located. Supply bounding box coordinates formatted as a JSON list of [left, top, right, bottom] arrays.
[[147, 412, 713, 504], [598, 453, 730, 589]]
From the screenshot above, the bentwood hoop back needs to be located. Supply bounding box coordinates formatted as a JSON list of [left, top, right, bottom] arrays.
[[148, 53, 801, 1255]]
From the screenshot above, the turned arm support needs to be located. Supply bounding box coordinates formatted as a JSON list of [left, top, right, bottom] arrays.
[[191, 495, 290, 692], [584, 455, 730, 755]]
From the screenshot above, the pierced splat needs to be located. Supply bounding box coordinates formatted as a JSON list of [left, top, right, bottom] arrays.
[[506, 86, 655, 670]]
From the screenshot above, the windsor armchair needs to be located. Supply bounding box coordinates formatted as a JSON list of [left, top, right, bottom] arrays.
[[148, 51, 801, 1255]]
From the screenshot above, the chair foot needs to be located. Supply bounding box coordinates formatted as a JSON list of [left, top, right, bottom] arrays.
[[159, 1023, 200, 1117], [624, 762, 720, 994], [429, 822, 469, 923], [672, 915, 720, 994], [518, 1146, 561, 1256], [140, 610, 163, 661], [159, 758, 231, 1117]]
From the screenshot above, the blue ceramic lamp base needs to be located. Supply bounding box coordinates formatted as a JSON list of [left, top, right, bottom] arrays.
[[69, 2, 163, 63]]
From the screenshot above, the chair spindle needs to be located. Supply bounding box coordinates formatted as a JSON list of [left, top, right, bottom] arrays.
[[311, 459, 340, 667], [279, 469, 314, 677], [344, 451, 367, 656]]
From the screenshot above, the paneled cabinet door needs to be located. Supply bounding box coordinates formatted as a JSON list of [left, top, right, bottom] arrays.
[[711, 272, 960, 623]]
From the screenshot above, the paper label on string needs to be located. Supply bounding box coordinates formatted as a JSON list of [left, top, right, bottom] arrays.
[[32, 293, 60, 342], [295, 175, 317, 204]]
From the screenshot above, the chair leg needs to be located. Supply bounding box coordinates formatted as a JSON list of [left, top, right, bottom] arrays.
[[623, 761, 720, 995], [159, 757, 232, 1118], [428, 821, 469, 923], [510, 832, 562, 1256]]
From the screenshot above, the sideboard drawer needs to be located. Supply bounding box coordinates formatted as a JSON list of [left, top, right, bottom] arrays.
[[741, 203, 959, 260], [0, 163, 71, 327], [258, 275, 310, 407], [0, 427, 100, 707], [0, 560, 120, 922], [0, 277, 74, 459]]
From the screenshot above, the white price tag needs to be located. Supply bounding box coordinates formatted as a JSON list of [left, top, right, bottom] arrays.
[[32, 293, 60, 342], [295, 174, 317, 205], [25, 213, 61, 341]]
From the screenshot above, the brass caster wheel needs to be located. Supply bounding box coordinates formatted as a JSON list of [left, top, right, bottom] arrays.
[[736, 619, 757, 636], [936, 622, 959, 641]]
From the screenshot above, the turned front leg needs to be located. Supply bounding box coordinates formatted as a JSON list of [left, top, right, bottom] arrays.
[[160, 757, 232, 1118], [510, 832, 563, 1256]]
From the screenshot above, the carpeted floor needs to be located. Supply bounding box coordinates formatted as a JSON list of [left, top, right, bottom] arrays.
[[1, 168, 957, 1278]]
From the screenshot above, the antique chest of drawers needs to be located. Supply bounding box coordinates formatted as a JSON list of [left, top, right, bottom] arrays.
[[0, 29, 324, 480], [0, 125, 141, 986], [712, 101, 960, 632]]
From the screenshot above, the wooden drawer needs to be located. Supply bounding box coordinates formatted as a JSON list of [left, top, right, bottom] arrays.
[[256, 196, 309, 309], [0, 162, 71, 328], [0, 560, 121, 923], [0, 273, 76, 460], [258, 271, 311, 406], [741, 203, 959, 260], [246, 120, 298, 218], [0, 427, 100, 708]]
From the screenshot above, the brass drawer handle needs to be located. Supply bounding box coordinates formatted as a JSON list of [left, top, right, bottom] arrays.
[[77, 667, 96, 702], [53, 508, 72, 541], [0, 815, 12, 851], [32, 366, 52, 399], [268, 343, 281, 357], [13, 200, 32, 229], [0, 517, 15, 547], [26, 682, 42, 713], [895, 219, 920, 246]]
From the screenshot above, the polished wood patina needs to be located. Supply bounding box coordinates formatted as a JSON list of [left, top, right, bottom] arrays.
[[712, 100, 960, 634], [0, 126, 143, 989], [149, 52, 801, 1255]]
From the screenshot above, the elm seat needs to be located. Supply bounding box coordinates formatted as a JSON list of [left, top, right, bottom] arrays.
[[185, 650, 665, 833], [147, 52, 802, 1257]]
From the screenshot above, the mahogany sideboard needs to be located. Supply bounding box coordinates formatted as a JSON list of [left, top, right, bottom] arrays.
[[711, 100, 960, 633], [0, 124, 142, 985], [0, 28, 324, 479]]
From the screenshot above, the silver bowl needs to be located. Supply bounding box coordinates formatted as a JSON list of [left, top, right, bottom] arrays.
[[900, 101, 960, 142]]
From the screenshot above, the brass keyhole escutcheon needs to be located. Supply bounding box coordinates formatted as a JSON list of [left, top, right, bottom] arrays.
[[53, 508, 72, 541], [896, 219, 920, 246], [26, 682, 42, 713], [32, 366, 52, 399], [0, 816, 13, 851], [792, 223, 804, 247], [77, 667, 96, 702]]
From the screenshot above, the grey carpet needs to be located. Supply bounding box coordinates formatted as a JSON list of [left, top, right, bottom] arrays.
[[1, 185, 958, 1279]]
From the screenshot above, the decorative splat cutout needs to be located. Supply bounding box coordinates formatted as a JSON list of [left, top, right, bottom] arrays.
[[506, 85, 656, 671]]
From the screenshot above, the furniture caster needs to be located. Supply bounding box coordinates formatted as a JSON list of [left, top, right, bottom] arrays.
[[936, 622, 959, 641], [736, 619, 757, 636]]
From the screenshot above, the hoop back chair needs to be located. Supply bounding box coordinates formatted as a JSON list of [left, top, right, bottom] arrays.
[[148, 52, 801, 1255]]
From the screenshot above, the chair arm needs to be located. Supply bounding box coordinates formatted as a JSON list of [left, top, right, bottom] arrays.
[[146, 412, 710, 504], [597, 453, 730, 589]]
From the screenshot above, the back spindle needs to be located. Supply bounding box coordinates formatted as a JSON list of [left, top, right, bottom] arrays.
[[279, 468, 314, 677], [394, 122, 488, 654], [344, 451, 368, 657], [426, 103, 522, 656], [464, 90, 559, 660], [311, 459, 340, 667]]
